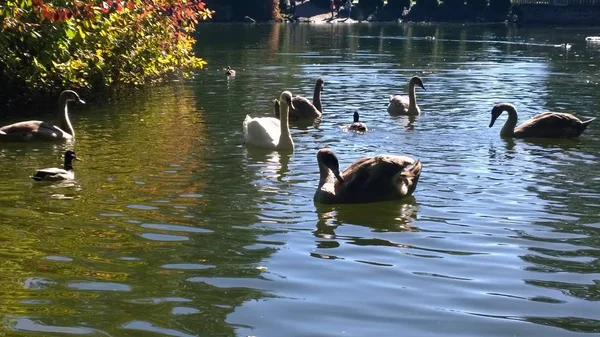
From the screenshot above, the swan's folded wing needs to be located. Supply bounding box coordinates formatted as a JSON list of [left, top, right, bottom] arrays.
[[339, 157, 378, 192], [245, 117, 280, 147], [292, 96, 320, 115], [387, 95, 410, 115], [389, 95, 409, 108], [516, 112, 585, 136], [370, 155, 415, 179], [0, 121, 43, 133]]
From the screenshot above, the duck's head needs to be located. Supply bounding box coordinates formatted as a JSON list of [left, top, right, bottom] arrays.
[[280, 91, 296, 110], [353, 111, 360, 123], [410, 76, 426, 90], [64, 150, 81, 162], [317, 148, 344, 183], [63, 150, 81, 169], [60, 90, 86, 105], [317, 77, 325, 91], [489, 103, 513, 128]]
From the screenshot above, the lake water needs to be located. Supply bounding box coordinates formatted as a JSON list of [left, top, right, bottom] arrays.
[[1, 22, 599, 337]]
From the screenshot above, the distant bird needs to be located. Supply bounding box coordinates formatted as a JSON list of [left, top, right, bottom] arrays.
[[0, 90, 85, 142], [489, 103, 595, 138], [348, 111, 367, 133], [32, 150, 81, 181], [225, 66, 236, 76], [387, 76, 426, 116]]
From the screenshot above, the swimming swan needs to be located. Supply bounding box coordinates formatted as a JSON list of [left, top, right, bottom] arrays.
[[314, 148, 422, 204], [243, 91, 296, 150], [387, 76, 425, 116], [274, 77, 324, 120], [489, 103, 595, 138], [0, 90, 84, 142], [32, 150, 81, 181]]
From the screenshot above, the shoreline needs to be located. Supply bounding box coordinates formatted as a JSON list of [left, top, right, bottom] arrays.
[[209, 1, 600, 26]]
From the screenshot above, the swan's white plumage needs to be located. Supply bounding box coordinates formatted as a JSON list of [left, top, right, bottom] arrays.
[[243, 91, 295, 151], [243, 115, 281, 149]]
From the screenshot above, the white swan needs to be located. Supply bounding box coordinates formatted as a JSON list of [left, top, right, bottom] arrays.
[[243, 91, 295, 150]]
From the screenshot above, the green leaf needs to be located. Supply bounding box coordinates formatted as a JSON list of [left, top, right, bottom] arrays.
[[66, 29, 76, 39]]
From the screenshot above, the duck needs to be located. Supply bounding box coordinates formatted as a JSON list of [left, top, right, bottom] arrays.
[[489, 103, 595, 138], [31, 150, 81, 181], [225, 66, 236, 76], [348, 111, 367, 133], [243, 91, 295, 151], [387, 76, 426, 116], [314, 148, 422, 204], [274, 77, 324, 120], [0, 90, 85, 142]]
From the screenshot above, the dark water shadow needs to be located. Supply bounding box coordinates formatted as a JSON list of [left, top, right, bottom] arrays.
[[314, 197, 420, 236]]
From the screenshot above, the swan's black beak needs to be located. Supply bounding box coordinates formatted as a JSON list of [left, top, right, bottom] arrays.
[[333, 169, 344, 183], [287, 97, 295, 110], [489, 112, 500, 128], [420, 84, 426, 91]]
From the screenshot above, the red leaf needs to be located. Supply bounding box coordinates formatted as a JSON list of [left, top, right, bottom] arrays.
[[127, 1, 134, 10], [116, 3, 122, 11], [101, 1, 109, 13]]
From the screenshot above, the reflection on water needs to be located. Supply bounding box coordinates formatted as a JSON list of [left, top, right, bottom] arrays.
[[1, 23, 599, 337]]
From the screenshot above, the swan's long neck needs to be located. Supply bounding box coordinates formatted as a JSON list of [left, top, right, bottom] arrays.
[[278, 101, 294, 148], [317, 161, 333, 189], [58, 97, 75, 137], [500, 106, 518, 137], [408, 82, 417, 109], [313, 84, 323, 113]]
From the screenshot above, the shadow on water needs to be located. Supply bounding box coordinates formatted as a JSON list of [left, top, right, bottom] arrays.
[[315, 198, 420, 234]]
